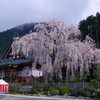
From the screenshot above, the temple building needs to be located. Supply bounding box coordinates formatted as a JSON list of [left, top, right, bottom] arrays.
[[0, 42, 42, 83]]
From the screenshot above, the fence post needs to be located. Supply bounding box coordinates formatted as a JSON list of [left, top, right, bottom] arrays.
[[73, 83, 75, 89], [66, 82, 67, 87], [59, 82, 60, 87]]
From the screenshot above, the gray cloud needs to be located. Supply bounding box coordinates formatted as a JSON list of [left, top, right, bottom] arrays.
[[0, 0, 100, 32]]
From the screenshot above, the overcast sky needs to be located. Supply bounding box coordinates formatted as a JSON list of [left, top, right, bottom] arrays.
[[0, 0, 100, 32]]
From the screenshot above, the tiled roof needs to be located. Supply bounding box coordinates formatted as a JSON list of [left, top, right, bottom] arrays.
[[0, 58, 33, 66]]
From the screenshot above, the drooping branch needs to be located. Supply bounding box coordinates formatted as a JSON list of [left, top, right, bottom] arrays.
[[11, 20, 100, 81]]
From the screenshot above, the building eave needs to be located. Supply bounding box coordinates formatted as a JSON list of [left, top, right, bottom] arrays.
[[0, 58, 33, 67]]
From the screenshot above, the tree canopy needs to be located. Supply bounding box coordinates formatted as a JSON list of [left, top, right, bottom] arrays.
[[11, 20, 100, 81], [79, 12, 100, 47]]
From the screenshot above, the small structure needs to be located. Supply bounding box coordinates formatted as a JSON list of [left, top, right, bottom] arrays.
[[0, 79, 9, 93], [0, 40, 43, 83]]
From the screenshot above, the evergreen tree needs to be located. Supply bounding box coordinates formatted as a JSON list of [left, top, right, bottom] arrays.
[[79, 12, 100, 47]]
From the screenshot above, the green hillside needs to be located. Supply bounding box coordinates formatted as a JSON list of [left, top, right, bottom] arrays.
[[0, 23, 37, 56]]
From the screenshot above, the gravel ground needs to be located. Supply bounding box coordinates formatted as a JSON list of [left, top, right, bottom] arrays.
[[0, 93, 99, 100]]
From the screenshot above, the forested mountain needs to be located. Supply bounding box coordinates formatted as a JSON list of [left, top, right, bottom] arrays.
[[0, 22, 37, 56]]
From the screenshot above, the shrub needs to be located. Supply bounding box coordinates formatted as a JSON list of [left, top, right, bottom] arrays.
[[78, 90, 92, 97], [84, 85, 92, 92], [38, 84, 44, 92], [49, 87, 55, 91], [49, 80, 55, 87], [70, 89, 78, 96], [50, 89, 60, 95], [93, 63, 100, 65], [90, 79, 100, 84], [73, 77, 80, 82], [3, 76, 11, 82], [44, 91, 48, 95], [31, 89, 38, 94], [9, 87, 18, 93], [96, 91, 100, 98], [58, 86, 70, 95], [24, 91, 31, 95]]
